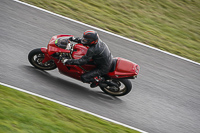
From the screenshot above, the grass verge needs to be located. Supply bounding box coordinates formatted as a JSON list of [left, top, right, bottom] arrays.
[[20, 0, 200, 63], [0, 85, 140, 133]]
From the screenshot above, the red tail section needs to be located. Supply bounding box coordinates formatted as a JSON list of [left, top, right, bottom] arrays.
[[108, 57, 139, 79]]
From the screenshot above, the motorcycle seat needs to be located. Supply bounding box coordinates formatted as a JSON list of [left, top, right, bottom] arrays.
[[109, 59, 118, 72]]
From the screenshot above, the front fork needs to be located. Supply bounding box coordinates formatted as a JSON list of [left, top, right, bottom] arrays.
[[41, 48, 51, 64]]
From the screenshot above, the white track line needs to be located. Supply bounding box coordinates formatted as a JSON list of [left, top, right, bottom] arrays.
[[0, 82, 148, 133], [7, 0, 199, 132], [5, 1, 149, 132], [13, 0, 200, 66]]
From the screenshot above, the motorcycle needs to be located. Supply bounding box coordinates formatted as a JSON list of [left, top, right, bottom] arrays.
[[28, 34, 140, 96]]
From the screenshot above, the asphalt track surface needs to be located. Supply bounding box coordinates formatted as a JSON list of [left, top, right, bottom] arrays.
[[1, 0, 200, 133]]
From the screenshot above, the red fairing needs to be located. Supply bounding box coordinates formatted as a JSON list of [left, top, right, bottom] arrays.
[[41, 47, 48, 53], [47, 35, 73, 56], [72, 44, 88, 59], [41, 35, 73, 63], [108, 57, 140, 78]]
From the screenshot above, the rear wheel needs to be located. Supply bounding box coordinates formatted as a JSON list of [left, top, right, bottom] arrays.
[[100, 79, 132, 96], [28, 48, 57, 70]]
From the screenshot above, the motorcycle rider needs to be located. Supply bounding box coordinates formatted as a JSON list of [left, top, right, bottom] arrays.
[[62, 30, 113, 88]]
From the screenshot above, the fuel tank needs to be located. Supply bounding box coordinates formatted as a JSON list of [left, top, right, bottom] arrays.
[[72, 44, 88, 59]]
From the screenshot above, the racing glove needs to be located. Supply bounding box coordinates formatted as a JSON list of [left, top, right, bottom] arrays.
[[69, 37, 75, 41], [69, 37, 81, 43], [62, 58, 73, 65]]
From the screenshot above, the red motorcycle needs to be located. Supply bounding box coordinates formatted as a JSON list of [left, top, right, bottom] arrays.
[[28, 35, 140, 96]]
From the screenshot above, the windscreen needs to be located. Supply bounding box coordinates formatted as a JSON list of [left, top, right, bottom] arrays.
[[55, 37, 70, 49]]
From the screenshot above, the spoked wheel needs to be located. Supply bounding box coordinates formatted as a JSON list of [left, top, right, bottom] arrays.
[[28, 48, 57, 70], [100, 79, 132, 96]]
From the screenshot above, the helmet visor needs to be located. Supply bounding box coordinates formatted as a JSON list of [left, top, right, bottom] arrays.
[[81, 37, 92, 45]]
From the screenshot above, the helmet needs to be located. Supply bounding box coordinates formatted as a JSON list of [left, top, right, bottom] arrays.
[[81, 30, 99, 46]]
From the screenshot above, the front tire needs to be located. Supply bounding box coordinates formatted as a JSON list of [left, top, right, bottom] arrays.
[[28, 48, 57, 70], [100, 79, 132, 96]]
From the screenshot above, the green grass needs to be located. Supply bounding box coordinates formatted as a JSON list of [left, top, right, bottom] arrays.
[[0, 85, 140, 133], [20, 0, 200, 63]]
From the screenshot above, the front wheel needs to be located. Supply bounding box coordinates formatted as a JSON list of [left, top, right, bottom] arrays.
[[100, 79, 132, 96], [28, 48, 57, 70]]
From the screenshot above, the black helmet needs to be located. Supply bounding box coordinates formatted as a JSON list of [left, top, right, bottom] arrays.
[[81, 30, 99, 46]]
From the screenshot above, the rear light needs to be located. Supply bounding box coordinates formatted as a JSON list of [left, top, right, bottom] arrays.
[[135, 65, 139, 74], [133, 75, 137, 79]]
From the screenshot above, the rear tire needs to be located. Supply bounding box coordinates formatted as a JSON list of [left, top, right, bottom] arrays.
[[100, 79, 132, 96], [28, 48, 57, 70]]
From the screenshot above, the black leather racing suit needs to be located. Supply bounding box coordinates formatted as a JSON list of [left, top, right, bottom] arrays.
[[68, 39, 113, 83]]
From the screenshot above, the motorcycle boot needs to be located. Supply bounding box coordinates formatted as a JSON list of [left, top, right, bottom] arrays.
[[90, 77, 107, 88]]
